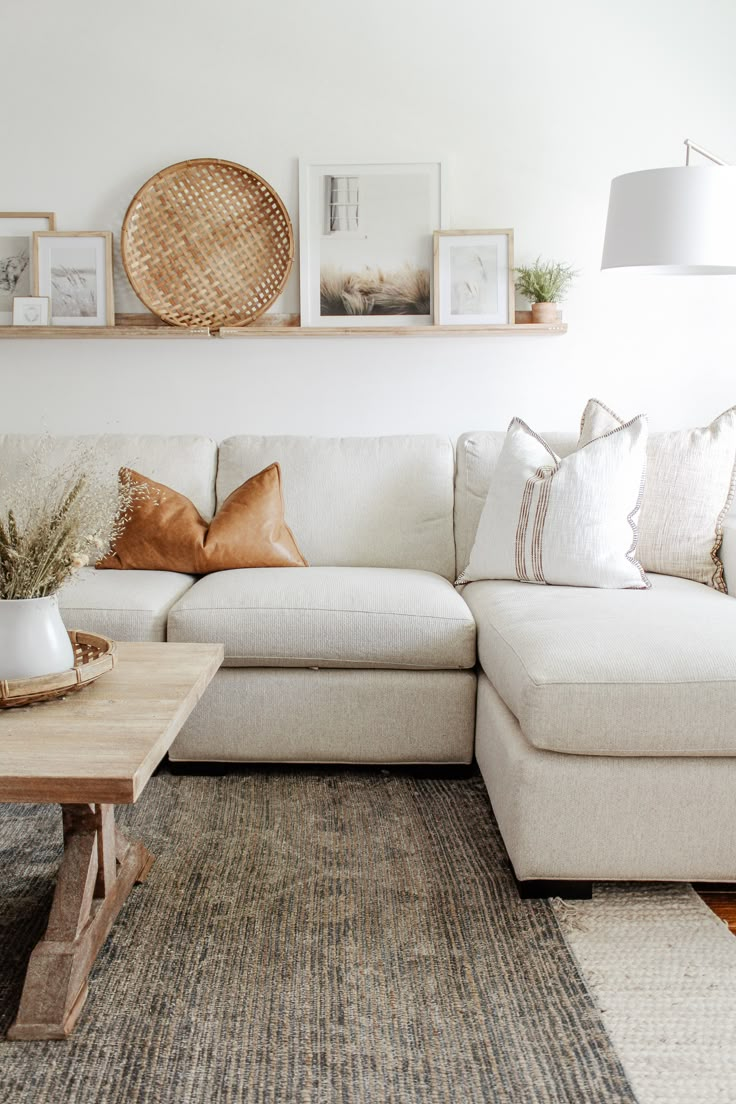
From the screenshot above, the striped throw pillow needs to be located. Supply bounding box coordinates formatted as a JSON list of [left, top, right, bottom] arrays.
[[458, 413, 649, 589]]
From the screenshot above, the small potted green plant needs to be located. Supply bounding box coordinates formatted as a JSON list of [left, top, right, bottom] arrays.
[[514, 257, 578, 324]]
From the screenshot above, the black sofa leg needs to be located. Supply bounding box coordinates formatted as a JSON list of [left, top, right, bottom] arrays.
[[516, 877, 593, 900]]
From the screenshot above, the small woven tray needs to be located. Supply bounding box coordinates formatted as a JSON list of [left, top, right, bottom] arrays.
[[122, 158, 294, 329], [0, 631, 116, 709]]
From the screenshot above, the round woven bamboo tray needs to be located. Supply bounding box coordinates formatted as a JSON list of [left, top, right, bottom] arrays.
[[0, 631, 116, 709], [121, 158, 294, 329]]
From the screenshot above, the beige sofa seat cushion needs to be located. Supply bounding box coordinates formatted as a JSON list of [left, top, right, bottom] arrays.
[[462, 572, 736, 756], [59, 567, 196, 642], [167, 566, 476, 670]]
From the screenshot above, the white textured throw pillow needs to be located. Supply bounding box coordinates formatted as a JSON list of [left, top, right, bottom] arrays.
[[458, 414, 649, 589], [579, 399, 736, 591]]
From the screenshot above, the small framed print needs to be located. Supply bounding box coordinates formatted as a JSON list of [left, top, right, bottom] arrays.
[[0, 212, 56, 325], [33, 231, 114, 327], [433, 229, 514, 326], [12, 296, 50, 326]]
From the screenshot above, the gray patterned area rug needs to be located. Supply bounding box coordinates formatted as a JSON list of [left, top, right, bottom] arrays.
[[0, 769, 635, 1104]]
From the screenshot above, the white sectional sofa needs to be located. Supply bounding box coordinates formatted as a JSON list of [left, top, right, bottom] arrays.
[[3, 430, 734, 894]]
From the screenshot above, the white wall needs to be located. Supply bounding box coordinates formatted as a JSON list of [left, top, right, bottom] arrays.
[[3, 0, 735, 439]]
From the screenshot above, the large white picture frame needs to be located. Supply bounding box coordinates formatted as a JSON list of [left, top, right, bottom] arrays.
[[299, 159, 447, 328]]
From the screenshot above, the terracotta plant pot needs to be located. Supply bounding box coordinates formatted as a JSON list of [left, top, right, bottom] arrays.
[[531, 302, 559, 324]]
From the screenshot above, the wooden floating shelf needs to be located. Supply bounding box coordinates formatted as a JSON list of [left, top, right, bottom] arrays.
[[0, 314, 209, 339], [218, 323, 567, 338], [0, 312, 567, 339], [218, 309, 566, 335]]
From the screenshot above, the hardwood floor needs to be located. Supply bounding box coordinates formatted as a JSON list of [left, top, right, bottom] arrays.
[[696, 888, 736, 934]]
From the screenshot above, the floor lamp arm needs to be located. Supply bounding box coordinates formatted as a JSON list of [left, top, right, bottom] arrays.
[[684, 139, 729, 166]]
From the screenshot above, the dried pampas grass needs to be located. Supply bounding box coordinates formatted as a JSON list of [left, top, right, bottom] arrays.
[[320, 264, 430, 316], [0, 444, 147, 600]]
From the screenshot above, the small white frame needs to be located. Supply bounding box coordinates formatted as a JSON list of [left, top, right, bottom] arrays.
[[12, 296, 50, 326]]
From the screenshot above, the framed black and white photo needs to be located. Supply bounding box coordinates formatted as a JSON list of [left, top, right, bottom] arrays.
[[433, 229, 514, 326], [33, 231, 114, 327], [0, 212, 56, 325], [299, 159, 447, 328], [12, 296, 50, 326]]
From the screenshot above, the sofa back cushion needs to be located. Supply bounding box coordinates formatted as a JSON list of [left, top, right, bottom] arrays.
[[454, 431, 578, 577], [217, 435, 456, 578], [0, 434, 218, 521]]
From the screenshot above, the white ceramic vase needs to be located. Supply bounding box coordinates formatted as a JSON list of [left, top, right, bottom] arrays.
[[0, 595, 75, 681]]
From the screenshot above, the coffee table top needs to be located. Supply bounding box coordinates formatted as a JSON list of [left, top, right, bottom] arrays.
[[0, 642, 223, 805]]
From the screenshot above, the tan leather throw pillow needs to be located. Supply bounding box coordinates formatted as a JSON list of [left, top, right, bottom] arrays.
[[97, 463, 307, 572]]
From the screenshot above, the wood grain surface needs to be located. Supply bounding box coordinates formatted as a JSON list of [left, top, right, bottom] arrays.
[[698, 890, 736, 934], [0, 642, 223, 805]]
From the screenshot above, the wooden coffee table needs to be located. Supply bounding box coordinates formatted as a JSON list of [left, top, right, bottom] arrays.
[[0, 641, 223, 1041]]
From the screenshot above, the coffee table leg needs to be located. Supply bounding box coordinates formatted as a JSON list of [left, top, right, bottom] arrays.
[[7, 803, 154, 1041]]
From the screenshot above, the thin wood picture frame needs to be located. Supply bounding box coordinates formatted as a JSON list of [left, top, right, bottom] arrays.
[[33, 231, 115, 327], [433, 229, 514, 326], [0, 212, 56, 325]]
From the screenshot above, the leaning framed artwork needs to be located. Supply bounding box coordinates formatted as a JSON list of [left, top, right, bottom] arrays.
[[433, 229, 514, 326], [33, 231, 114, 327], [299, 159, 447, 328], [0, 212, 56, 325]]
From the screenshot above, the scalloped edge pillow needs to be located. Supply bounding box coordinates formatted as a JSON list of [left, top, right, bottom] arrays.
[[579, 399, 736, 591], [458, 411, 649, 589]]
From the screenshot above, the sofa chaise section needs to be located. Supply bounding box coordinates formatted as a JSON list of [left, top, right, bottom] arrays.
[[457, 430, 736, 885], [463, 572, 736, 757], [474, 672, 736, 882]]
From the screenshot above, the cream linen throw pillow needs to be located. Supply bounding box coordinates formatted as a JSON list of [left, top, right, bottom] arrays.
[[579, 399, 736, 591], [458, 414, 649, 589]]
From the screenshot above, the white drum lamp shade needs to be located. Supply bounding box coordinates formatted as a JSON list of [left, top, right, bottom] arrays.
[[602, 165, 736, 274]]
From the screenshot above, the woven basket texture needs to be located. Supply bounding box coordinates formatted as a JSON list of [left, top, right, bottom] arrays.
[[0, 631, 116, 708], [122, 159, 294, 329]]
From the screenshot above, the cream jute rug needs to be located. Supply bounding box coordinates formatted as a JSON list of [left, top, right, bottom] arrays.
[[0, 769, 634, 1103], [554, 884, 736, 1104]]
